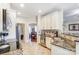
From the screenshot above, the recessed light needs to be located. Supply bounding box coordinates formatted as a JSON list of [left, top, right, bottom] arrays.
[[17, 12, 21, 15], [38, 10, 42, 13], [20, 4, 24, 8]]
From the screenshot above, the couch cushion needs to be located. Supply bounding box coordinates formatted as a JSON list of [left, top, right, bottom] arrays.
[[0, 45, 10, 49]]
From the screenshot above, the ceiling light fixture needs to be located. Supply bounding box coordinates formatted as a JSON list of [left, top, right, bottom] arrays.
[[20, 4, 24, 8], [38, 10, 42, 13]]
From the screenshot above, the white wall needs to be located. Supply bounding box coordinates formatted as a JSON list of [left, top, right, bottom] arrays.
[[0, 3, 10, 9], [0, 3, 10, 32], [0, 3, 10, 41], [6, 10, 16, 40], [63, 20, 79, 34], [0, 4, 17, 51]]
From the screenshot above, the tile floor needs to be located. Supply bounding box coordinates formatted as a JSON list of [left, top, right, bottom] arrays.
[[1, 40, 51, 55]]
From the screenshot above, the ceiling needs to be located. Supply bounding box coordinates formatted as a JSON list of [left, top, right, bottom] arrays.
[[10, 3, 79, 21]]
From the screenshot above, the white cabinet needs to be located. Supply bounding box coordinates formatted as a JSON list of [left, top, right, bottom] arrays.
[[41, 17, 44, 30], [41, 14, 52, 29], [46, 15, 51, 29], [51, 44, 75, 55], [6, 39, 17, 51], [41, 12, 58, 30], [76, 42, 79, 54], [43, 16, 46, 29], [46, 37, 52, 49], [40, 11, 63, 32], [9, 42, 16, 51]]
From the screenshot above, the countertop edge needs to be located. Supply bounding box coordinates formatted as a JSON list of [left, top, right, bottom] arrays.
[[51, 43, 76, 52]]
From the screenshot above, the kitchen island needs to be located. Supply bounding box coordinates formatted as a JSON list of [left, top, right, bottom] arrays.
[[51, 40, 76, 55], [39, 29, 77, 55], [50, 33, 77, 55]]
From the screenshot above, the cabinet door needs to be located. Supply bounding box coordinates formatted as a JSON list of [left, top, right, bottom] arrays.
[[46, 14, 52, 29], [50, 13, 53, 29], [46, 37, 51, 49], [51, 13, 57, 29], [41, 18, 44, 30], [51, 45, 75, 55], [45, 15, 50, 29], [41, 16, 46, 30], [43, 16, 46, 29]]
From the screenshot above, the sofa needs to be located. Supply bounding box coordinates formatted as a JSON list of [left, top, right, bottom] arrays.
[[0, 40, 10, 54]]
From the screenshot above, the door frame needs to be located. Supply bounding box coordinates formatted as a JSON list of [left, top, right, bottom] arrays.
[[16, 23, 25, 41], [29, 23, 37, 42]]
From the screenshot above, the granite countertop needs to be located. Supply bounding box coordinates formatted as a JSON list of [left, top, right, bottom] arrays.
[[40, 32, 76, 52], [51, 41, 76, 52], [63, 33, 79, 37], [75, 40, 79, 42]]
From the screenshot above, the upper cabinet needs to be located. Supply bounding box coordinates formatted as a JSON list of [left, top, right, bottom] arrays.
[[41, 16, 46, 30], [41, 14, 52, 30], [45, 14, 51, 29], [40, 10, 63, 32]]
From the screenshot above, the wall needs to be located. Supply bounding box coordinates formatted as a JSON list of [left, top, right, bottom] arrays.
[[0, 3, 10, 41], [63, 20, 79, 34], [0, 3, 10, 9], [0, 9, 16, 42], [0, 4, 17, 51], [37, 15, 41, 43], [6, 10, 16, 40], [0, 3, 10, 32]]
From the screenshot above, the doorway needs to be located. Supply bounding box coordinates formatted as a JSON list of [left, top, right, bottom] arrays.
[[29, 24, 37, 42], [16, 23, 25, 49]]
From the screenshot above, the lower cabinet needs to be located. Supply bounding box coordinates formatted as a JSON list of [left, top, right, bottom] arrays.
[[51, 45, 75, 55], [9, 42, 16, 51], [46, 37, 52, 49], [6, 39, 17, 51], [76, 42, 79, 54]]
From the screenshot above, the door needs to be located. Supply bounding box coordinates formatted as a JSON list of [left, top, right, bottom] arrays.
[[16, 23, 25, 49], [29, 24, 37, 42]]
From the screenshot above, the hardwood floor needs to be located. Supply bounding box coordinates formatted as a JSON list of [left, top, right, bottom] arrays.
[[1, 40, 51, 55]]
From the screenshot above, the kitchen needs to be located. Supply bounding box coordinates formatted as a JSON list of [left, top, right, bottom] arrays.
[[37, 4, 79, 55], [0, 3, 79, 55]]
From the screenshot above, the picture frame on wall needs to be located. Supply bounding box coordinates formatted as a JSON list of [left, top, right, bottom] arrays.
[[69, 24, 79, 31]]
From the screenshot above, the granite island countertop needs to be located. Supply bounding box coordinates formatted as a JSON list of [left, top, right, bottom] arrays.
[[63, 33, 79, 37], [51, 41, 76, 52]]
